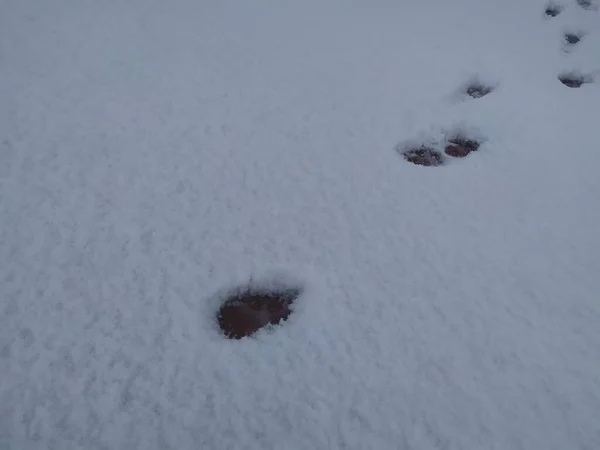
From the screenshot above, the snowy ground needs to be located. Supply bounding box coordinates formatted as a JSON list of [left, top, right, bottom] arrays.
[[1, 0, 600, 448]]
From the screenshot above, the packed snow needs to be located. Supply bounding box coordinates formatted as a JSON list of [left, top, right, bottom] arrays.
[[1, 0, 600, 448]]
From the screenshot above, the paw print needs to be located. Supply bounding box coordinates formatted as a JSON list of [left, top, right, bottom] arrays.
[[397, 131, 483, 167], [544, 2, 597, 87]]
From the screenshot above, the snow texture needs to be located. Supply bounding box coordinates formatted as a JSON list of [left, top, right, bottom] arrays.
[[1, 0, 600, 449]]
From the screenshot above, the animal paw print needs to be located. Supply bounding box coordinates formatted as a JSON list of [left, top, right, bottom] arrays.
[[545, 3, 563, 17], [216, 282, 302, 339], [444, 137, 481, 158], [400, 146, 444, 167], [564, 32, 582, 45], [576, 0, 598, 10], [545, 2, 597, 87], [558, 71, 593, 87], [397, 132, 483, 167], [463, 79, 496, 99]]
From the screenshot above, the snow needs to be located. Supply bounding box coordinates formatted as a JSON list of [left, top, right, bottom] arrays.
[[1, 0, 600, 448]]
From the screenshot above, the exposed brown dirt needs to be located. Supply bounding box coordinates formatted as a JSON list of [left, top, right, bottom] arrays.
[[217, 288, 301, 339], [444, 138, 480, 158], [402, 147, 444, 167]]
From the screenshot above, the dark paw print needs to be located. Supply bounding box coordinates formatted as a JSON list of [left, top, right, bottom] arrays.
[[558, 72, 592, 88], [400, 146, 444, 167], [444, 137, 480, 158], [564, 33, 582, 45], [216, 284, 302, 339], [464, 81, 495, 99], [545, 2, 593, 89], [398, 134, 483, 167], [545, 3, 563, 16], [576, 0, 597, 10]]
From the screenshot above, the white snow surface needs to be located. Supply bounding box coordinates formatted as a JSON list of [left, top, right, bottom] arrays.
[[1, 0, 600, 448]]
